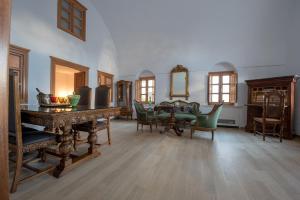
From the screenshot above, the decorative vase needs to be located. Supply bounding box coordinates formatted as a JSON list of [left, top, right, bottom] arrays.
[[68, 95, 81, 107]]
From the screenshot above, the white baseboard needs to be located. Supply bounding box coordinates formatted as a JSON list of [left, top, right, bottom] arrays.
[[294, 130, 300, 136]]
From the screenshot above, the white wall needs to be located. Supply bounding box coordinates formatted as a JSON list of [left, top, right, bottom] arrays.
[[94, 0, 291, 75], [11, 0, 300, 133], [121, 65, 292, 127], [95, 0, 299, 130], [11, 0, 119, 105]]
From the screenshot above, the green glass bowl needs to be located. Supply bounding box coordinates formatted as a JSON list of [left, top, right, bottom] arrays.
[[68, 95, 81, 107]]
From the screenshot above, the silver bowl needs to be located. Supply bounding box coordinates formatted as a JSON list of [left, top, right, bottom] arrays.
[[37, 93, 52, 105]]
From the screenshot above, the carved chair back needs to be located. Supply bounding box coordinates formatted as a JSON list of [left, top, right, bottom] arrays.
[[262, 91, 285, 122], [207, 102, 224, 129], [76, 86, 92, 106], [95, 85, 110, 107], [9, 70, 23, 149]]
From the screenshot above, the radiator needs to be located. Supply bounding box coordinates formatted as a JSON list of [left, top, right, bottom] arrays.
[[217, 119, 239, 127]]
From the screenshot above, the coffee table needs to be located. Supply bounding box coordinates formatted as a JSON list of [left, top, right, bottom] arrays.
[[155, 105, 184, 136]]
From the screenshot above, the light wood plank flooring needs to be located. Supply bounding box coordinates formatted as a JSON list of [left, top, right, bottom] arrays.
[[10, 120, 300, 200]]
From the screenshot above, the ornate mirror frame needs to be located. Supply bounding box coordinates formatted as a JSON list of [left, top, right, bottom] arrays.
[[170, 65, 189, 100]]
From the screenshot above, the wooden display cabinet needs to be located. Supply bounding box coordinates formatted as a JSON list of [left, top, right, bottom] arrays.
[[116, 80, 133, 120], [245, 76, 296, 139]]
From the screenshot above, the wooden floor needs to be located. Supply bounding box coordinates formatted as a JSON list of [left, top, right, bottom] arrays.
[[10, 120, 300, 200]]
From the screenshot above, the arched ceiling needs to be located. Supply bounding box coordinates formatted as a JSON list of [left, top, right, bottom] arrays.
[[91, 0, 293, 76]]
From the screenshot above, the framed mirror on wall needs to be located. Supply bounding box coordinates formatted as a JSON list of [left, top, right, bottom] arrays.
[[170, 65, 189, 100]]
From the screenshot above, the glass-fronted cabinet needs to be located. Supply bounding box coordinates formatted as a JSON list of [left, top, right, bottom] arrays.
[[116, 80, 133, 120]]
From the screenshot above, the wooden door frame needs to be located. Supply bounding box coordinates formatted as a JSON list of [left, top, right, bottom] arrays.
[[97, 70, 114, 102], [9, 44, 30, 103], [50, 56, 89, 95], [0, 0, 12, 199]]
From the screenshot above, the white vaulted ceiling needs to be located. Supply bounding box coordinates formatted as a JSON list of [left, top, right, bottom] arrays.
[[92, 0, 294, 76]]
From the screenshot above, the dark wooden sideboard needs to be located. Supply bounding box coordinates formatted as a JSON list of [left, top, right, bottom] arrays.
[[245, 76, 296, 139]]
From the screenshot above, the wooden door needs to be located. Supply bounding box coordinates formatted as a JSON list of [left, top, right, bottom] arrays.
[[8, 45, 29, 104], [98, 71, 114, 102], [0, 0, 12, 199], [74, 71, 86, 92]]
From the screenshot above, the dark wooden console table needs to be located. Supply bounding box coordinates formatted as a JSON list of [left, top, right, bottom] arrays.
[[21, 105, 120, 178]]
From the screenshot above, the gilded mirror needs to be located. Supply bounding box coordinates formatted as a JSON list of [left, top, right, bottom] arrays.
[[170, 65, 189, 100]]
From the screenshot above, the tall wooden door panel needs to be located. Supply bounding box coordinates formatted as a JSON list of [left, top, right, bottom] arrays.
[[98, 71, 114, 102], [8, 44, 29, 104], [74, 71, 86, 92]]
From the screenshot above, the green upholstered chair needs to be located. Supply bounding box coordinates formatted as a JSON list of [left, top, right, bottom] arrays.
[[134, 100, 157, 132], [190, 103, 223, 140]]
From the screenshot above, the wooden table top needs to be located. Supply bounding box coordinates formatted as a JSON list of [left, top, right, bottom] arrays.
[[21, 105, 120, 113]]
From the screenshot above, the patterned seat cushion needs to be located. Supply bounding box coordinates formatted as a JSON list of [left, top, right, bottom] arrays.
[[22, 126, 39, 132], [9, 126, 41, 137], [76, 120, 108, 132], [254, 117, 281, 124], [9, 132, 56, 145], [157, 113, 196, 121]]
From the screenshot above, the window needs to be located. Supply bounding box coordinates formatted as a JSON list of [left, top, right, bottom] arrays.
[[208, 71, 237, 104], [135, 77, 155, 103], [98, 71, 114, 102], [57, 0, 87, 41]]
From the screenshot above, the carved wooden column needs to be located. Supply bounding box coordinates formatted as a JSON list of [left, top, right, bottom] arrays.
[[88, 118, 98, 154], [106, 116, 111, 145], [53, 122, 73, 178]]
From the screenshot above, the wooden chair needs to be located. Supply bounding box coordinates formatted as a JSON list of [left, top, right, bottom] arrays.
[[253, 91, 285, 142], [73, 86, 92, 149], [74, 86, 111, 148], [8, 70, 56, 193], [190, 103, 223, 140], [75, 86, 92, 107], [134, 100, 157, 132], [95, 85, 110, 107]]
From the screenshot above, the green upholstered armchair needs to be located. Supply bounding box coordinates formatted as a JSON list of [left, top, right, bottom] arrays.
[[190, 103, 223, 140], [134, 100, 157, 132]]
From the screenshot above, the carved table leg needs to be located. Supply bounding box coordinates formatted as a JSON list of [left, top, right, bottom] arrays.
[[53, 124, 73, 178], [107, 116, 111, 145], [38, 126, 54, 162], [173, 126, 183, 136], [160, 112, 183, 136], [88, 119, 100, 155]]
